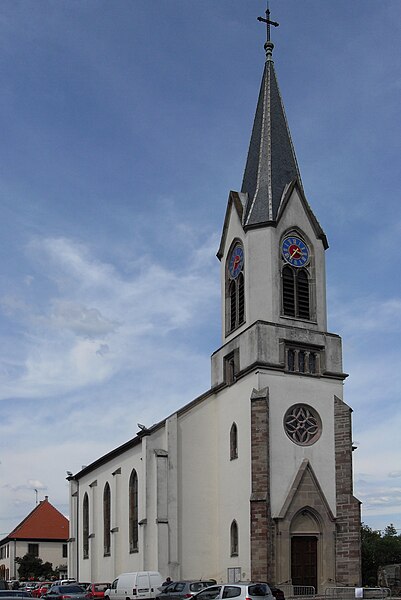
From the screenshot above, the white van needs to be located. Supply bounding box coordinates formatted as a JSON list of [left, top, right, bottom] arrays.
[[106, 572, 163, 600]]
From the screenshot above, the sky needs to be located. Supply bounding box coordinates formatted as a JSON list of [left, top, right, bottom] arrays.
[[0, 0, 400, 539]]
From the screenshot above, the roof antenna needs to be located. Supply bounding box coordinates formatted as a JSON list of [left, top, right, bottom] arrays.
[[257, 1, 279, 43], [34, 488, 38, 505]]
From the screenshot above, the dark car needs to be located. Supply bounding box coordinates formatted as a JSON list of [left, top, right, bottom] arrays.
[[43, 586, 89, 600], [0, 590, 32, 600], [269, 588, 284, 600], [0, 593, 32, 598], [157, 581, 217, 600]]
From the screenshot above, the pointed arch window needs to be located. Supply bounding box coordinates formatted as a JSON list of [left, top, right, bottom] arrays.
[[103, 482, 111, 556], [226, 243, 245, 334], [83, 493, 89, 559], [129, 469, 139, 553], [230, 520, 239, 556], [282, 265, 310, 320], [230, 423, 238, 460]]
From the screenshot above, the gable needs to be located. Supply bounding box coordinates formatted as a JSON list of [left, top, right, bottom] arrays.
[[217, 190, 247, 260], [276, 179, 328, 249], [8, 497, 69, 540], [276, 458, 335, 522]]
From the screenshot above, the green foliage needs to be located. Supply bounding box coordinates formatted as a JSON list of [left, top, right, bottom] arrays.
[[15, 554, 54, 580], [361, 523, 401, 586]]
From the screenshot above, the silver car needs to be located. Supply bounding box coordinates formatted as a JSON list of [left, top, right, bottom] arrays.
[[191, 584, 274, 600], [157, 582, 217, 600]]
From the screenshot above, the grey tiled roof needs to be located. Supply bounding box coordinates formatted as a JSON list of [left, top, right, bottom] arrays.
[[242, 56, 302, 226]]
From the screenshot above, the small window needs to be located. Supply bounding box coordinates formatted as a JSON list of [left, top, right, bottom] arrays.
[[285, 345, 320, 375], [230, 423, 238, 460], [230, 520, 239, 556], [62, 543, 68, 558], [224, 350, 239, 385], [28, 543, 39, 557]]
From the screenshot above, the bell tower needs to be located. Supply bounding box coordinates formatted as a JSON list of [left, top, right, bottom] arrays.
[[212, 7, 361, 590]]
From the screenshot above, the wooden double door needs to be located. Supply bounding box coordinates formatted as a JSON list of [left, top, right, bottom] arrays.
[[291, 536, 318, 591]]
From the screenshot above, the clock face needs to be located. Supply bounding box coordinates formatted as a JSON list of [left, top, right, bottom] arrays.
[[228, 245, 244, 278], [282, 236, 310, 267]]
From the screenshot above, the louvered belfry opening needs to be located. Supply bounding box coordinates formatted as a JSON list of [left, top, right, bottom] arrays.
[[297, 269, 310, 319], [238, 273, 245, 323], [283, 265, 310, 320], [229, 272, 245, 332]]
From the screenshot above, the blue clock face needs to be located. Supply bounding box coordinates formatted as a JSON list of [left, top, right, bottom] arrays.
[[282, 236, 310, 267], [228, 245, 244, 278]]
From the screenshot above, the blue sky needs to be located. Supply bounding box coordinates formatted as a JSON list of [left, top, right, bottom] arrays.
[[0, 0, 400, 538]]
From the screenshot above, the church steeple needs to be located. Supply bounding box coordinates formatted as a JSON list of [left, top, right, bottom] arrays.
[[242, 16, 303, 226]]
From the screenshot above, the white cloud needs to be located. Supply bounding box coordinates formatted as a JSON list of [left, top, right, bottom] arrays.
[[0, 230, 219, 403]]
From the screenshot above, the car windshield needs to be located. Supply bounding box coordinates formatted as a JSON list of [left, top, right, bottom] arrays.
[[94, 586, 109, 592], [59, 587, 84, 594]]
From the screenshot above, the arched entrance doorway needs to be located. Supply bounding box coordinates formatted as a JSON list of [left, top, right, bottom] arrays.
[[290, 510, 320, 591], [291, 536, 317, 589]]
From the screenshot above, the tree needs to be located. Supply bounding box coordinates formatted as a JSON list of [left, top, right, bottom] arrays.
[[15, 554, 54, 580], [361, 523, 382, 585], [361, 523, 401, 586]]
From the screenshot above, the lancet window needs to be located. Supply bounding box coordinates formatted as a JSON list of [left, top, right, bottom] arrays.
[[103, 482, 111, 556], [230, 520, 239, 556], [280, 232, 313, 320], [129, 469, 139, 553], [83, 493, 89, 559], [230, 423, 238, 460]]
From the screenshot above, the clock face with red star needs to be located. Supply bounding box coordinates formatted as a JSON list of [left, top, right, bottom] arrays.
[[228, 245, 244, 278], [282, 236, 310, 267]]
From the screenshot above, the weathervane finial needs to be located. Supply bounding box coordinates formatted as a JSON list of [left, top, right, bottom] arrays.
[[257, 2, 279, 59]]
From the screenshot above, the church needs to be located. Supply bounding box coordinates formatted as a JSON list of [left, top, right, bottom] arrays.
[[67, 12, 361, 592]]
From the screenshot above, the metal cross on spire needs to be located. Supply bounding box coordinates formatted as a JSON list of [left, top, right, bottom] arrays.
[[257, 3, 279, 43]]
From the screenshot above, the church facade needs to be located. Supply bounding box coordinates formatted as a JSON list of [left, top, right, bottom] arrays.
[[68, 30, 361, 592]]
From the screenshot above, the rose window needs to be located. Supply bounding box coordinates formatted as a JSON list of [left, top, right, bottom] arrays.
[[284, 404, 322, 446]]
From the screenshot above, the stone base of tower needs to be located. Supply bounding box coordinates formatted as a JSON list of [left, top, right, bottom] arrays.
[[335, 396, 361, 585], [335, 496, 361, 586]]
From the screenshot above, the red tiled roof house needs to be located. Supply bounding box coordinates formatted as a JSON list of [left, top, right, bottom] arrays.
[[0, 497, 69, 581]]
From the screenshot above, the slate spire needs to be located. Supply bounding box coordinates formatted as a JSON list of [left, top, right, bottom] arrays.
[[242, 36, 303, 226]]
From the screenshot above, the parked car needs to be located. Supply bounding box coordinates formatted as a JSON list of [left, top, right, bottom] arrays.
[[190, 583, 274, 600], [105, 572, 163, 600], [0, 597, 33, 600], [32, 583, 52, 598], [86, 585, 110, 600], [157, 581, 217, 600], [0, 593, 32, 598], [42, 585, 89, 600], [268, 588, 284, 600]]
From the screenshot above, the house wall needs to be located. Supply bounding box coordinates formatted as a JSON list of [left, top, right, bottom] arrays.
[[0, 539, 67, 580]]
